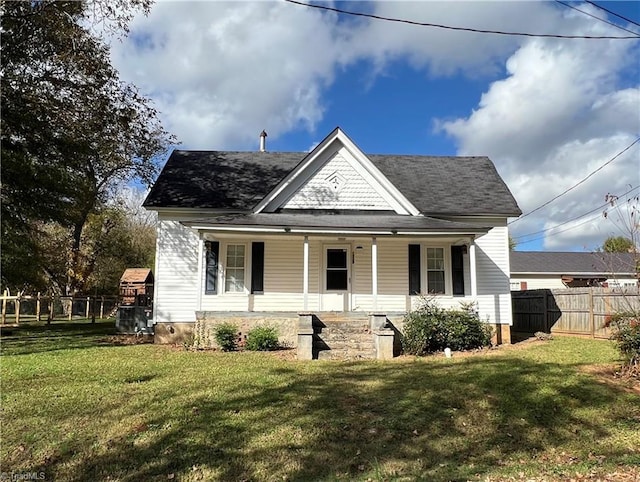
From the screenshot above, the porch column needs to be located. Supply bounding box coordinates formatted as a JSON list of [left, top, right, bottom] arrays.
[[196, 236, 204, 311], [372, 236, 378, 310], [469, 239, 478, 297], [303, 235, 309, 310]]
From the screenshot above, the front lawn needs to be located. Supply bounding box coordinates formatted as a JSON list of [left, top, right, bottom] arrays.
[[1, 321, 639, 481]]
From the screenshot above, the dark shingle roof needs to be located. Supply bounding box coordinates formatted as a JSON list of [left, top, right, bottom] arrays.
[[144, 150, 521, 216], [510, 251, 637, 275], [184, 213, 490, 233]]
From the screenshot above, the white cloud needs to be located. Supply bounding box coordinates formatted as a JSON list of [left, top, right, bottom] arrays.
[[111, 1, 348, 148], [439, 6, 640, 251]]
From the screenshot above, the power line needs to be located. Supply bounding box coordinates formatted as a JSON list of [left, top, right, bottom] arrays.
[[554, 0, 640, 37], [509, 137, 640, 225], [584, 0, 640, 29], [284, 0, 640, 39], [513, 185, 640, 240], [515, 212, 603, 245]]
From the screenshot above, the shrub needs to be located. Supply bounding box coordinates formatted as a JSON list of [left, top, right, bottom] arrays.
[[245, 326, 279, 351], [607, 311, 640, 374], [214, 322, 239, 351], [402, 300, 492, 355]]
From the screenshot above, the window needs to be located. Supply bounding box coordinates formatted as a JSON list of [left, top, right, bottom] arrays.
[[205, 241, 219, 294], [426, 247, 445, 294], [225, 244, 245, 293], [326, 248, 348, 290]]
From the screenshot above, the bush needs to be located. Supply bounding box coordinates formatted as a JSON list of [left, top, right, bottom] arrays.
[[402, 300, 492, 355], [607, 311, 640, 374], [245, 326, 279, 351], [214, 322, 239, 351]]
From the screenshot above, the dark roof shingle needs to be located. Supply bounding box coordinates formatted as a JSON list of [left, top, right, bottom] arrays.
[[510, 251, 637, 275], [144, 150, 521, 216]]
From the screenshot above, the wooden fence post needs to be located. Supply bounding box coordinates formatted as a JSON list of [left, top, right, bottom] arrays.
[[48, 297, 54, 325], [100, 296, 105, 319], [15, 292, 21, 325], [68, 297, 72, 321], [543, 291, 549, 332], [1, 289, 7, 325], [36, 292, 41, 323], [86, 297, 90, 319], [589, 288, 595, 338]]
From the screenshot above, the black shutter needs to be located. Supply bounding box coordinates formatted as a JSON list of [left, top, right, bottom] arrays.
[[205, 241, 219, 294], [408, 244, 421, 295], [451, 246, 465, 296], [251, 242, 264, 294]]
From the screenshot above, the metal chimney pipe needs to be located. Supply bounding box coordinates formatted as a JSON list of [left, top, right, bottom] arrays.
[[259, 130, 267, 152]]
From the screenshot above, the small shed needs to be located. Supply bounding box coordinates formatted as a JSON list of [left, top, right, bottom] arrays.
[[119, 268, 154, 306]]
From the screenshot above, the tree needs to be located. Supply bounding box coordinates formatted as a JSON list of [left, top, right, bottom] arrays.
[[1, 1, 174, 293], [602, 236, 635, 253], [509, 234, 517, 251]]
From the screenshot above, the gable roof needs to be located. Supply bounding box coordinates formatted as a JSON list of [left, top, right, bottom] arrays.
[[120, 268, 154, 284], [144, 146, 521, 217], [510, 251, 638, 276]]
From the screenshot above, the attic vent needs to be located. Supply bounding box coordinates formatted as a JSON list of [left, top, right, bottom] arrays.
[[325, 171, 346, 193]]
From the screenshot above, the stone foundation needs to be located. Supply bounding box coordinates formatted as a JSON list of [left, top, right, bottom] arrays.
[[154, 322, 194, 345], [194, 312, 299, 349]]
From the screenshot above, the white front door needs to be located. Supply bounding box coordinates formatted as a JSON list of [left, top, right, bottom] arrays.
[[322, 245, 351, 311]]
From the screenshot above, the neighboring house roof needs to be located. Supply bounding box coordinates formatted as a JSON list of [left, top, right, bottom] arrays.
[[184, 213, 490, 234], [510, 251, 638, 276], [120, 268, 154, 284], [144, 150, 521, 217]]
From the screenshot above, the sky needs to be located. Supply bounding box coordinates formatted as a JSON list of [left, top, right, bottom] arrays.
[[109, 0, 640, 252]]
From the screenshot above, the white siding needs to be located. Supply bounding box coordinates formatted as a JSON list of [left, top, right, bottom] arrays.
[[510, 275, 639, 290], [283, 150, 393, 210], [352, 241, 373, 310], [253, 239, 304, 311], [474, 226, 513, 325], [377, 239, 410, 311], [154, 219, 199, 323]]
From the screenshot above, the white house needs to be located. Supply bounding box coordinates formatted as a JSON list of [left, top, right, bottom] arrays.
[[510, 251, 638, 290], [143, 127, 522, 356]]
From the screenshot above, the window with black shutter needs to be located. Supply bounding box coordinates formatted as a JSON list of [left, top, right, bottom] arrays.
[[251, 242, 264, 294], [205, 241, 219, 294], [408, 244, 421, 295]]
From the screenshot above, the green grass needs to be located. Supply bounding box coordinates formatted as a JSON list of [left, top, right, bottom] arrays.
[[1, 321, 639, 481]]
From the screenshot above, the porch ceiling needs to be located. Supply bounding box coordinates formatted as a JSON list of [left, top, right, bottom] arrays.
[[183, 213, 490, 235]]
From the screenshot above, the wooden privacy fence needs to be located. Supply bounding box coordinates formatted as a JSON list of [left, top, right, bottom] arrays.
[[512, 287, 640, 339], [0, 291, 119, 325]]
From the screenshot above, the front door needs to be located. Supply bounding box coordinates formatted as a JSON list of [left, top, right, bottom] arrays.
[[322, 246, 350, 311]]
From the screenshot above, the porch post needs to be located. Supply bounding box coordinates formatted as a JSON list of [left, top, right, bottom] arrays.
[[372, 236, 378, 310], [196, 236, 204, 311], [303, 235, 309, 310], [469, 239, 478, 297]]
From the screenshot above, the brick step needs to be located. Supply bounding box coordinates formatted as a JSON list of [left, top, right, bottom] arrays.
[[317, 349, 376, 360]]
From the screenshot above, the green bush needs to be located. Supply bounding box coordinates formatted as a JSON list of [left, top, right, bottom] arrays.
[[607, 312, 640, 374], [214, 322, 239, 351], [245, 326, 279, 351], [402, 300, 492, 355]]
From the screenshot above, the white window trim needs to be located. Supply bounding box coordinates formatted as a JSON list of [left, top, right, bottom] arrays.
[[202, 241, 252, 296], [422, 244, 452, 296], [322, 244, 351, 293]]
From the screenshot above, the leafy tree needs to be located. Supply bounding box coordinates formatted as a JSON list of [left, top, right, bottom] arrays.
[[1, 1, 174, 293], [602, 236, 635, 253], [509, 234, 517, 251]]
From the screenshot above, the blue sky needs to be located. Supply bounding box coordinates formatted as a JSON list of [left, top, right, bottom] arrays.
[[110, 1, 640, 252]]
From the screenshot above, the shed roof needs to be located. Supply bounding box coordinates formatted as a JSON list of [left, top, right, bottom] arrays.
[[120, 268, 154, 284], [510, 251, 637, 275], [143, 150, 521, 217]]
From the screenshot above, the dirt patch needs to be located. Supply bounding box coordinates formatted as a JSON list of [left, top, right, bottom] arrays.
[[580, 364, 640, 395], [102, 334, 154, 345]]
